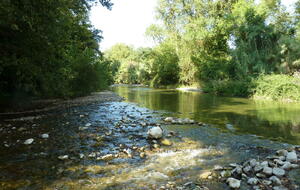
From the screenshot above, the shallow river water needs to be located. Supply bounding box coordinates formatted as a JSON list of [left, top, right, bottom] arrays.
[[0, 86, 299, 190], [113, 85, 300, 145]]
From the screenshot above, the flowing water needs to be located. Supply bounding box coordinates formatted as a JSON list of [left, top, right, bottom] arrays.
[[0, 86, 299, 190]]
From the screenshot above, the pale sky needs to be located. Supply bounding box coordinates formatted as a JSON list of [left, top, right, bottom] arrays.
[[90, 0, 298, 51], [90, 0, 157, 50]]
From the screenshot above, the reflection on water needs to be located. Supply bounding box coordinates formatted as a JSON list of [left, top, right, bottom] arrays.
[[112, 85, 300, 144]]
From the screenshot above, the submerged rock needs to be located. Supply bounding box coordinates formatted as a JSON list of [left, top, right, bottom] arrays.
[[272, 167, 285, 177], [199, 171, 212, 179], [147, 126, 163, 139], [99, 154, 114, 161], [160, 139, 172, 146]]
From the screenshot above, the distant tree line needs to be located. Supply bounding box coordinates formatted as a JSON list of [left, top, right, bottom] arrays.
[[107, 0, 300, 102]]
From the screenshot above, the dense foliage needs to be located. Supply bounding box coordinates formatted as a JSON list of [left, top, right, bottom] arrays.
[[105, 42, 179, 87], [108, 0, 300, 101], [0, 0, 113, 102]]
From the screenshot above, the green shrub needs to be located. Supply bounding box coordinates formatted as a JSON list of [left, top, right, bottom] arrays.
[[202, 79, 254, 97], [253, 74, 300, 102]]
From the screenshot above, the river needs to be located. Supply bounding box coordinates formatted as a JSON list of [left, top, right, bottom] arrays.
[[113, 85, 300, 145], [0, 86, 299, 190]]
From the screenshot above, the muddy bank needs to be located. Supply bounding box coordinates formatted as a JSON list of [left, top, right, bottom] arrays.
[[0, 91, 299, 190]]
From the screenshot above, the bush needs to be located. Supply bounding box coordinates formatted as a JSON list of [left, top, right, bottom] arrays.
[[253, 74, 300, 102], [202, 79, 254, 97]]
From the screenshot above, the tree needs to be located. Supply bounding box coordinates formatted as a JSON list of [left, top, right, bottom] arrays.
[[0, 0, 113, 100]]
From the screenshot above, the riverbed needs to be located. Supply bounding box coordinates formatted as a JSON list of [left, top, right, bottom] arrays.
[[0, 86, 299, 190]]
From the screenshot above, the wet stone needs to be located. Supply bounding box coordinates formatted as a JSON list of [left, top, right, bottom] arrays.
[[24, 138, 34, 145], [272, 167, 285, 177], [247, 177, 259, 185], [263, 166, 273, 175]]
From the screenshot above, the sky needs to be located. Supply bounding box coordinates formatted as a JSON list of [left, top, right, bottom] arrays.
[[90, 0, 157, 50], [90, 0, 298, 51]]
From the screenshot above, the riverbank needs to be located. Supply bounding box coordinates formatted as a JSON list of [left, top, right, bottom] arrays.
[[0, 91, 124, 118]]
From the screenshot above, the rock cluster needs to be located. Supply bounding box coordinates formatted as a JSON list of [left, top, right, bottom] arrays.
[[164, 117, 197, 125], [216, 148, 300, 189]]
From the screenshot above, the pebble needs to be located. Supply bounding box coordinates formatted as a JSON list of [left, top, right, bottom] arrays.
[[99, 154, 114, 161], [286, 151, 297, 163], [24, 138, 34, 145], [249, 159, 257, 167], [281, 162, 298, 170], [79, 153, 85, 159], [247, 177, 259, 185], [263, 166, 273, 175], [273, 186, 288, 190], [226, 178, 241, 189], [164, 117, 174, 122], [243, 165, 252, 173], [220, 170, 231, 178], [269, 176, 281, 185], [262, 180, 272, 185], [254, 164, 263, 172], [58, 155, 69, 160], [232, 166, 242, 174], [276, 149, 288, 157], [199, 171, 212, 179], [160, 139, 172, 146], [272, 167, 285, 177], [41, 134, 49, 139], [261, 161, 269, 167], [140, 152, 146, 158]]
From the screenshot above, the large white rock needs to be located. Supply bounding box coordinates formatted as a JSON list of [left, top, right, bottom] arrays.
[[226, 178, 241, 189], [24, 138, 34, 145], [147, 127, 163, 139], [286, 151, 297, 163]]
